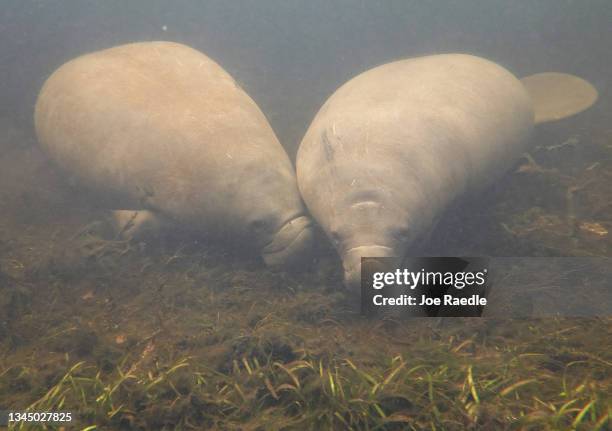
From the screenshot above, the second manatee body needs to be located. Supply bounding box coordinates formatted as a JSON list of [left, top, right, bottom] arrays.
[[296, 53, 597, 288], [35, 41, 313, 267]]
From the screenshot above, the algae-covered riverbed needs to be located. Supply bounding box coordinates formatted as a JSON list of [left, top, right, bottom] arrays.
[[0, 114, 610, 430]]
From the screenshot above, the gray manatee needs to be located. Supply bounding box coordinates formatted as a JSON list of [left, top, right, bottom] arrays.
[[35, 41, 313, 267], [296, 53, 598, 288]]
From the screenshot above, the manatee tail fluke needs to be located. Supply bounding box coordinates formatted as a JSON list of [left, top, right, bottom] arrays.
[[520, 72, 598, 125]]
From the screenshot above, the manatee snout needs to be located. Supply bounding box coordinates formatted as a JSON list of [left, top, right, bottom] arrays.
[[342, 245, 400, 290], [261, 215, 314, 269]]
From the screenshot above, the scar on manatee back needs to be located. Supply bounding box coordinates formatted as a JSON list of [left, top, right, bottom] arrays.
[[321, 129, 335, 162]]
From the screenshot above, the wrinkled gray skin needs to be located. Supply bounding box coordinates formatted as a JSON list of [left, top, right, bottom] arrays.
[[297, 54, 534, 288], [35, 41, 313, 268]]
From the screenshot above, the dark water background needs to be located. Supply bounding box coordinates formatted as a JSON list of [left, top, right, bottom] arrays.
[[2, 0, 611, 158]]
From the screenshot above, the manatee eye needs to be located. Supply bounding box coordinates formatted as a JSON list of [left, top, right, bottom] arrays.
[[330, 230, 341, 246], [393, 227, 411, 242], [250, 216, 275, 234]]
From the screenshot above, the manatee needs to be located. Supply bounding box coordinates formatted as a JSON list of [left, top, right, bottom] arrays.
[[35, 41, 313, 267], [296, 53, 598, 288]]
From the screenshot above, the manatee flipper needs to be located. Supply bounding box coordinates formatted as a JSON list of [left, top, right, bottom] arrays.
[[111, 210, 165, 240], [521, 72, 598, 124]]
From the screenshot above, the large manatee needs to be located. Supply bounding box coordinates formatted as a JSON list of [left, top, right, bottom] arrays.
[[296, 53, 597, 288], [35, 41, 313, 267]]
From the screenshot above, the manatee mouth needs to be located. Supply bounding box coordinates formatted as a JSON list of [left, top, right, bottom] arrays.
[[342, 245, 397, 290], [261, 215, 315, 269]]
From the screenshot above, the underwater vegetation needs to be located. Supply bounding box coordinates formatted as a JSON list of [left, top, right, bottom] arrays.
[[1, 315, 610, 430]]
